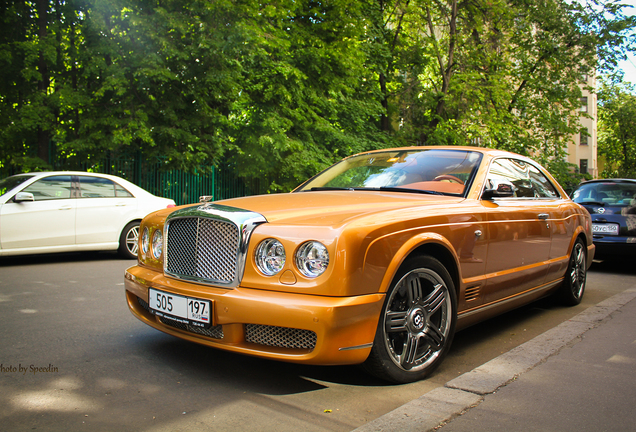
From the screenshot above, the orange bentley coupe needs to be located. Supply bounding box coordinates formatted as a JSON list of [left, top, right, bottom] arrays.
[[125, 147, 594, 383]]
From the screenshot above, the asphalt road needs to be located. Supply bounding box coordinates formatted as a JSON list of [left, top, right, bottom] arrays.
[[0, 253, 633, 432]]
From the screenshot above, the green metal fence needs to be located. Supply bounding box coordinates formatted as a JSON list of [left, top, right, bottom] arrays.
[[1, 153, 266, 206]]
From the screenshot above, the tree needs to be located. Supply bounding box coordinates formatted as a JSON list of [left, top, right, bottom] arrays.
[[598, 80, 636, 178], [1, 0, 634, 192], [363, 0, 635, 185], [225, 0, 389, 191], [0, 0, 80, 171]]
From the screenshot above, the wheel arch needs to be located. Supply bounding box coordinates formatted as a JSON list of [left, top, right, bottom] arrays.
[[570, 226, 593, 266], [409, 242, 460, 295], [375, 234, 461, 299]]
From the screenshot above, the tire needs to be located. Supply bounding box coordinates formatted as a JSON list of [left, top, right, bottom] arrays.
[[363, 255, 457, 383], [557, 238, 587, 306], [118, 221, 140, 259]]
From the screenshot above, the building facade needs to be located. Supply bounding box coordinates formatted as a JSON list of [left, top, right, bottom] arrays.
[[567, 75, 598, 178]]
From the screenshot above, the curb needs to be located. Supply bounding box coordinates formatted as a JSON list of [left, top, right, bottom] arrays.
[[353, 288, 636, 432]]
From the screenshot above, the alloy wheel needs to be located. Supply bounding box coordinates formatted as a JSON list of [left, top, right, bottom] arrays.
[[382, 268, 452, 371]]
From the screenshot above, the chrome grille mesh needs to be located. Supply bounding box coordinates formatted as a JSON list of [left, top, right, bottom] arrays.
[[245, 324, 317, 350], [159, 316, 224, 339], [166, 217, 239, 284]]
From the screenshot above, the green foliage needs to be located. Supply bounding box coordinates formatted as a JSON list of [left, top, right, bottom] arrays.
[[1, 0, 634, 192], [598, 80, 636, 179]]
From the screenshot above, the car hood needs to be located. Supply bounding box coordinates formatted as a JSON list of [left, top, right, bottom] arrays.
[[217, 191, 465, 226]]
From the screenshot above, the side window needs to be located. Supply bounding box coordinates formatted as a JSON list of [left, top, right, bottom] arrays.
[[114, 183, 133, 197], [528, 164, 559, 198], [22, 176, 73, 201], [78, 176, 116, 198], [487, 159, 532, 197], [487, 159, 559, 198]]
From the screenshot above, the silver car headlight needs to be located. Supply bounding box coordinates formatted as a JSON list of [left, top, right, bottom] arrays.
[[295, 241, 329, 278], [141, 227, 150, 256], [255, 238, 286, 276], [151, 229, 163, 259]]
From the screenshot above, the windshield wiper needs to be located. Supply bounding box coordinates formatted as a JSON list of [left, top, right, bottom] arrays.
[[378, 187, 444, 195], [306, 186, 445, 195], [308, 187, 355, 192], [576, 201, 605, 206]]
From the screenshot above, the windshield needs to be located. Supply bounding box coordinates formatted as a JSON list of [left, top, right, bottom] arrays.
[[296, 149, 483, 196], [0, 175, 35, 198], [572, 182, 636, 207]]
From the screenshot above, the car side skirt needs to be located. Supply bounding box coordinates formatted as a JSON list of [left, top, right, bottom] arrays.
[[456, 278, 563, 330]]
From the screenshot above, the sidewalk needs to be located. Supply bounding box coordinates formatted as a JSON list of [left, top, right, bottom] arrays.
[[354, 288, 636, 432]]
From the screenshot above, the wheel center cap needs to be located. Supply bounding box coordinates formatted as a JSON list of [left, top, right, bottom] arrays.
[[410, 309, 425, 330]]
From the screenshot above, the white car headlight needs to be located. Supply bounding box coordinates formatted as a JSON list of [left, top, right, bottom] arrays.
[[141, 227, 150, 256], [295, 241, 329, 278], [255, 239, 286, 276], [152, 229, 163, 259]]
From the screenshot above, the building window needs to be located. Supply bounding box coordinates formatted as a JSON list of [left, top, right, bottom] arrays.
[[580, 159, 588, 174], [580, 128, 588, 145], [580, 97, 588, 112]]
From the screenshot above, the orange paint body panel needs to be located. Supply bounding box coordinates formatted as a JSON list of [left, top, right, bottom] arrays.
[[125, 146, 594, 369]]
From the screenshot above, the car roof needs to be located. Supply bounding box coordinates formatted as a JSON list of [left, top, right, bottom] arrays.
[[578, 179, 636, 185], [5, 171, 153, 197], [12, 171, 121, 177], [350, 146, 535, 161]]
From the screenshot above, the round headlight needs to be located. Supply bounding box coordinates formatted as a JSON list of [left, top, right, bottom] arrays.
[[141, 227, 150, 256], [151, 229, 163, 259], [255, 239, 286, 276], [295, 241, 329, 278]]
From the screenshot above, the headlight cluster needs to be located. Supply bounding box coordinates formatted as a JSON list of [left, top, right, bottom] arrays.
[[141, 226, 164, 260], [255, 239, 329, 278]]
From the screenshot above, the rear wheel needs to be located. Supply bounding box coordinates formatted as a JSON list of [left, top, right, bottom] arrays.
[[118, 221, 140, 259], [364, 255, 457, 383], [557, 238, 587, 306]]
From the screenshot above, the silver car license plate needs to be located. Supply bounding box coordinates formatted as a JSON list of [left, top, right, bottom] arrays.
[[149, 288, 211, 327], [592, 223, 619, 235]]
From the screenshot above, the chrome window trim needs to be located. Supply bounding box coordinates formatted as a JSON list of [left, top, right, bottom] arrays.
[[164, 203, 267, 288], [481, 156, 563, 200]]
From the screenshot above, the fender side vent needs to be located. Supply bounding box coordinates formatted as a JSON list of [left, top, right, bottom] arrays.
[[465, 285, 481, 302]]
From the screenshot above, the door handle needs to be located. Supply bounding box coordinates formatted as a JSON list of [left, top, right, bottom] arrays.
[[538, 213, 549, 220], [58, 205, 73, 210]]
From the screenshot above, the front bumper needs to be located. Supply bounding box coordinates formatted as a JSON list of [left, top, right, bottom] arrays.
[[125, 265, 384, 365], [592, 236, 636, 258]]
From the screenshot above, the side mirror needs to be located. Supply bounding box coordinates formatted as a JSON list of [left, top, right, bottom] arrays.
[[14, 192, 35, 202], [482, 180, 515, 200]]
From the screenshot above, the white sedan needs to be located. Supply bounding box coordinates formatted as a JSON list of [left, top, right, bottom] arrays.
[[0, 171, 175, 259]]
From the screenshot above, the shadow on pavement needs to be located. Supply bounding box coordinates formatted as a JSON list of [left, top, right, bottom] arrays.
[[0, 251, 130, 267]]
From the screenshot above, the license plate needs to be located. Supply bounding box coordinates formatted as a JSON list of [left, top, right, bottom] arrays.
[[592, 223, 619, 235], [149, 288, 211, 327]]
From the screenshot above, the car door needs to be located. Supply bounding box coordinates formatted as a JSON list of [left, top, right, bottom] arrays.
[[75, 175, 138, 245], [0, 175, 76, 250], [528, 164, 574, 283], [482, 158, 553, 303]]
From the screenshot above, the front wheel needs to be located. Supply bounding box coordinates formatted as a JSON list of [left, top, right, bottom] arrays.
[[557, 238, 587, 306], [363, 255, 457, 383], [118, 221, 140, 259]]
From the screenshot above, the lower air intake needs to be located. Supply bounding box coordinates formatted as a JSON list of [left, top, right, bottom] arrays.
[[245, 324, 317, 350]]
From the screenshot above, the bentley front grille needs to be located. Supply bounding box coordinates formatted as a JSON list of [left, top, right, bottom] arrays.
[[245, 324, 317, 350], [165, 217, 239, 284]]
